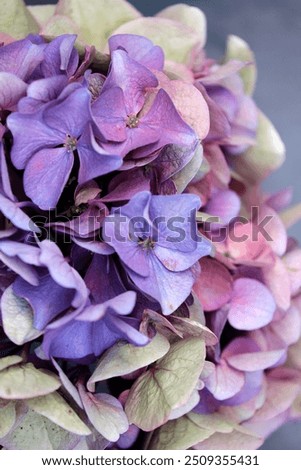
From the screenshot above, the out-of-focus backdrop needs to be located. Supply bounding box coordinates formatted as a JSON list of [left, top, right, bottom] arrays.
[[25, 0, 301, 449]]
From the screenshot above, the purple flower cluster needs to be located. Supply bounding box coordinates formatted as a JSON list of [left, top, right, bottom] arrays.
[[0, 0, 301, 451]]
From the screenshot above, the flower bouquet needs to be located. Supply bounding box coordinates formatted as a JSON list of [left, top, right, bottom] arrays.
[[0, 0, 301, 450]]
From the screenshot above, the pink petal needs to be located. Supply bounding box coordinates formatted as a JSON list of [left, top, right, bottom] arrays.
[[205, 360, 245, 400], [283, 248, 301, 297], [226, 221, 273, 267], [269, 304, 301, 346], [246, 369, 300, 423], [205, 144, 231, 188], [266, 187, 293, 212], [262, 256, 291, 310], [223, 337, 284, 372], [205, 189, 240, 229], [153, 70, 210, 140], [253, 205, 287, 256], [193, 257, 232, 311], [228, 278, 276, 330]]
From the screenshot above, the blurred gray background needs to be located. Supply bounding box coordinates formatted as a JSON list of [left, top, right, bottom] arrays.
[[25, 0, 301, 449]]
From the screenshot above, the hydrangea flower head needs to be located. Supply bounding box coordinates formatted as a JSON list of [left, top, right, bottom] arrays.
[[0, 0, 300, 452]]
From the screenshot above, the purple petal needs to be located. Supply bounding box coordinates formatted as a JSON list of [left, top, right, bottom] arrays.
[[39, 240, 88, 308], [228, 278, 276, 330], [102, 169, 150, 202], [77, 125, 122, 184], [154, 241, 211, 272], [0, 39, 44, 80], [148, 192, 201, 252], [13, 274, 75, 330], [23, 147, 73, 210], [41, 34, 78, 77], [84, 254, 125, 303], [196, 84, 231, 143], [91, 319, 125, 357], [103, 214, 151, 277], [0, 194, 39, 233], [77, 291, 137, 322], [104, 49, 158, 114], [108, 315, 148, 346], [127, 256, 198, 315], [22, 76, 68, 111], [43, 86, 92, 137], [92, 86, 127, 142], [0, 251, 38, 286], [51, 204, 106, 239], [7, 111, 62, 169], [205, 85, 238, 123], [43, 320, 93, 360], [0, 141, 14, 200], [0, 240, 41, 266], [108, 34, 164, 71], [72, 238, 115, 255], [223, 95, 258, 153], [0, 73, 27, 110]]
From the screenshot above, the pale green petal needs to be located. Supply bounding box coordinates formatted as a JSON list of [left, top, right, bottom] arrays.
[[148, 414, 214, 450], [79, 387, 129, 442], [88, 334, 169, 389], [169, 316, 217, 345], [156, 4, 207, 48], [27, 5, 56, 27], [41, 14, 79, 37], [173, 144, 203, 193], [0, 363, 61, 399], [168, 389, 200, 420], [193, 427, 263, 450], [0, 0, 39, 39], [1, 285, 42, 346], [26, 392, 91, 436], [55, 0, 141, 50], [280, 202, 301, 229], [0, 401, 16, 438], [111, 17, 200, 64], [0, 355, 23, 372], [125, 338, 206, 431], [233, 111, 285, 184], [187, 412, 234, 433], [224, 35, 257, 95], [0, 409, 83, 450], [149, 411, 261, 450]]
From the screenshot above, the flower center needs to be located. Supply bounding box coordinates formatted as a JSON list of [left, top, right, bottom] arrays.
[[126, 114, 139, 129], [138, 237, 155, 250], [88, 76, 104, 102], [64, 134, 77, 152]]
